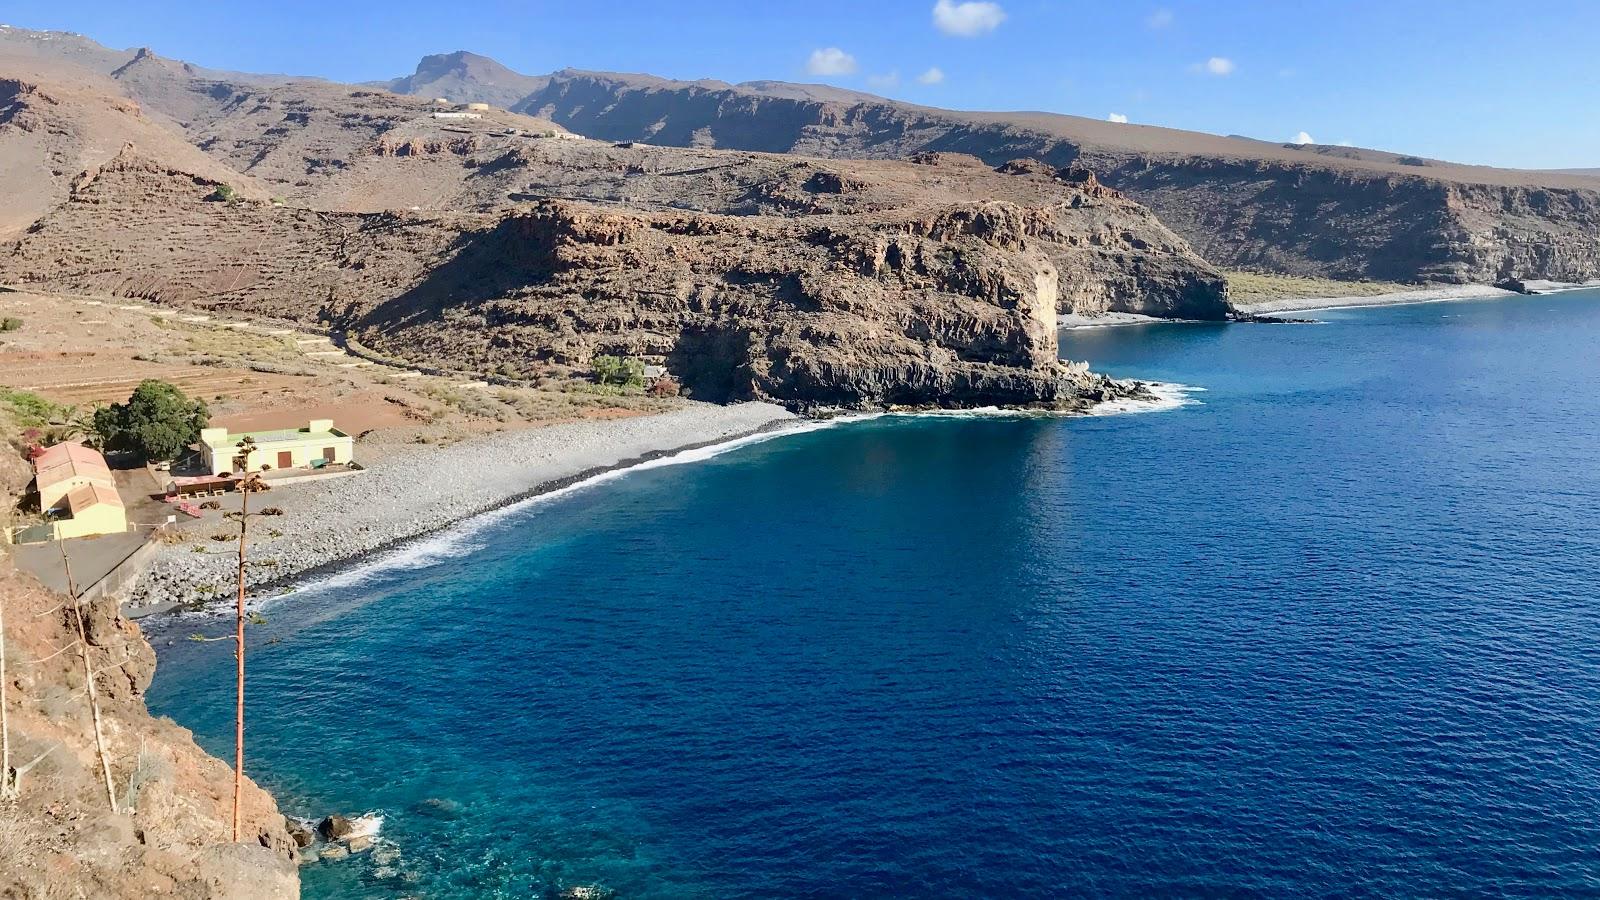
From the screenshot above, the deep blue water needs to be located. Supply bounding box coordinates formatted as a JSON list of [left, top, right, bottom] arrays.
[[149, 290, 1600, 898]]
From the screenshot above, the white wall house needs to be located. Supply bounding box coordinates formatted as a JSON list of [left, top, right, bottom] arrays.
[[199, 419, 355, 476]]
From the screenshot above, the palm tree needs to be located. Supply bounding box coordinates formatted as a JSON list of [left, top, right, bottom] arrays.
[[44, 404, 100, 447]]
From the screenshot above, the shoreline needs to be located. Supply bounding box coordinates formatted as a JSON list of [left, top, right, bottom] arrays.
[[1238, 284, 1515, 314], [231, 414, 821, 609], [1060, 281, 1600, 326], [133, 384, 1199, 625], [1236, 280, 1599, 315], [129, 402, 800, 621]]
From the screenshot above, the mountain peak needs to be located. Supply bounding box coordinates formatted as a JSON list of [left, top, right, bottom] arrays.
[[388, 50, 542, 106]]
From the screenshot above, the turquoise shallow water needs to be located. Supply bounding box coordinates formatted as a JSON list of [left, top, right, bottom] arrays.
[[149, 290, 1600, 897]]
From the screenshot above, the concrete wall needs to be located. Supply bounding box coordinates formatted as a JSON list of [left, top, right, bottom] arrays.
[[77, 535, 160, 607]]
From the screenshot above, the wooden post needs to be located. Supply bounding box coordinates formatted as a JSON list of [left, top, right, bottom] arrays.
[[1, 579, 11, 799], [59, 541, 118, 813]]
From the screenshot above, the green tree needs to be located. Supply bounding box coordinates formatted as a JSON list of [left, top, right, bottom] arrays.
[[92, 380, 209, 461]]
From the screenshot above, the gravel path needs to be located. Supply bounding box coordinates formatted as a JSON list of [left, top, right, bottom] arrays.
[[129, 402, 795, 615]]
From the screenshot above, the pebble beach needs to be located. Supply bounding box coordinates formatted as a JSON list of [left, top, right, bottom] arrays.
[[129, 402, 796, 616]]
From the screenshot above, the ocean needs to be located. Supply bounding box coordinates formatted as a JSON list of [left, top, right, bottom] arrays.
[[148, 289, 1600, 897]]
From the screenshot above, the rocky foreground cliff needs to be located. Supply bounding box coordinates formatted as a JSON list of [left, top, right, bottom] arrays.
[[0, 562, 299, 897]]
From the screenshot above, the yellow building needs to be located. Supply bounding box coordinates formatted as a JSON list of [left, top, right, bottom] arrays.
[[199, 419, 355, 476], [35, 442, 113, 510], [32, 442, 128, 540], [53, 483, 128, 540]]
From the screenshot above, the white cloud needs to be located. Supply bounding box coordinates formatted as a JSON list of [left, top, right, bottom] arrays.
[[806, 47, 858, 77], [867, 70, 900, 90], [1292, 131, 1315, 145], [933, 0, 1006, 36], [1203, 56, 1235, 75], [916, 66, 946, 85], [1337, 139, 1356, 147], [1145, 8, 1174, 28], [1108, 112, 1129, 123]]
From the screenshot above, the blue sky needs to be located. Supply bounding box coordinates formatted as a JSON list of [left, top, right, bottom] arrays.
[[6, 1, 1598, 169]]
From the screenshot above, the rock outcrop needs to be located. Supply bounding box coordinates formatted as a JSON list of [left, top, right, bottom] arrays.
[[0, 64, 265, 238]]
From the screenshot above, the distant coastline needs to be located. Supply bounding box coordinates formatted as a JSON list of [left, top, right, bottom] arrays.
[[1058, 280, 1600, 327], [1237, 280, 1600, 315]]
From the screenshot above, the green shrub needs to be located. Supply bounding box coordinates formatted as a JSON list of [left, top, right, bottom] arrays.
[[0, 387, 62, 427], [206, 184, 237, 203], [0, 317, 21, 332], [591, 355, 645, 388]]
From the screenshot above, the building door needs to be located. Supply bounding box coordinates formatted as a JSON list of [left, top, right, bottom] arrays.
[[323, 447, 336, 462], [277, 451, 293, 469]]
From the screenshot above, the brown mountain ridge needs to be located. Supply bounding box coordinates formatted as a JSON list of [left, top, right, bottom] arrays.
[[372, 56, 1600, 285]]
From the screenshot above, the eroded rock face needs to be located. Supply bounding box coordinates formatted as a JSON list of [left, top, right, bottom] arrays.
[[388, 199, 1149, 408], [2, 147, 1225, 410]]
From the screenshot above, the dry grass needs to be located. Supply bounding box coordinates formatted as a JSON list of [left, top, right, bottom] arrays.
[[0, 806, 33, 879]]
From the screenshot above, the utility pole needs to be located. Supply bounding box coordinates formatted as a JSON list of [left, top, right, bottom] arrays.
[[59, 541, 118, 813]]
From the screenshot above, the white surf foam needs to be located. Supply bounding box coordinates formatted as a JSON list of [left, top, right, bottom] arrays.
[[1087, 382, 1205, 416]]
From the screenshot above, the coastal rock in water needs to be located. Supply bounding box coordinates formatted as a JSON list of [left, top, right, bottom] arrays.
[[319, 845, 351, 862], [318, 815, 354, 841], [415, 797, 465, 818], [285, 817, 315, 848]]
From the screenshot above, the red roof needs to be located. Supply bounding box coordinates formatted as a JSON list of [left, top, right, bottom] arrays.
[[34, 442, 114, 493], [34, 442, 107, 470]]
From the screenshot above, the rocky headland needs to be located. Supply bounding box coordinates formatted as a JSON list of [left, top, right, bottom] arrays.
[[0, 121, 1225, 411]]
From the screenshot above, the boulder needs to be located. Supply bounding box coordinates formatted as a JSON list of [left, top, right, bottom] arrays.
[[285, 818, 314, 848], [317, 815, 353, 841]]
